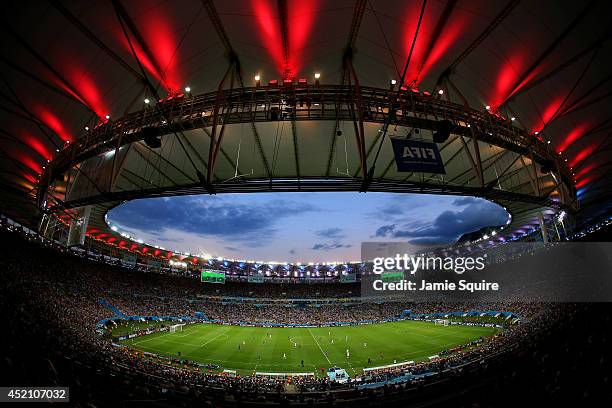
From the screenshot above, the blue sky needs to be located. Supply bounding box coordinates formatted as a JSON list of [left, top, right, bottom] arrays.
[[107, 193, 509, 262]]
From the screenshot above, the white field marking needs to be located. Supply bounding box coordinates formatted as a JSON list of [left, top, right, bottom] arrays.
[[173, 328, 196, 338], [197, 327, 232, 349], [307, 328, 332, 365], [132, 331, 173, 345]]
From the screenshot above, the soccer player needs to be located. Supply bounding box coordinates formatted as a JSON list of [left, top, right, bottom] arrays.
[[283, 353, 286, 359], [363, 342, 367, 348], [301, 360, 304, 367], [346, 349, 350, 358]]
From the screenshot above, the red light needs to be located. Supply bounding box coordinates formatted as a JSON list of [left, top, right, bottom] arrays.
[[251, 0, 319, 77], [115, 5, 184, 93], [36, 108, 74, 142], [23, 134, 52, 160], [570, 145, 595, 168], [557, 123, 588, 153]]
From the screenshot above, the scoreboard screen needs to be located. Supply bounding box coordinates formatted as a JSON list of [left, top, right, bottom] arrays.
[[201, 270, 225, 284]]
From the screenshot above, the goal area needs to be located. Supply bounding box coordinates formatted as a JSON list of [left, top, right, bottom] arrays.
[[169, 323, 185, 333]]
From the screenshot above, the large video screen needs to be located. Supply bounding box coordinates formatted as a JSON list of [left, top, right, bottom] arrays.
[[200, 269, 225, 284]]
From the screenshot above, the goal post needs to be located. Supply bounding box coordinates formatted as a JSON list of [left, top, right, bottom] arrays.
[[169, 323, 185, 333]]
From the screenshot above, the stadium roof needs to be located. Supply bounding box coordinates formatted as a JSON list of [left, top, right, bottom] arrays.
[[1, 0, 611, 254]]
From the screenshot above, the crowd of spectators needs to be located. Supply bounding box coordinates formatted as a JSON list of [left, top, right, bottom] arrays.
[[2, 223, 610, 406]]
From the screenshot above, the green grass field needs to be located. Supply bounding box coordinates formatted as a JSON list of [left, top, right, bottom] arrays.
[[120, 321, 498, 377]]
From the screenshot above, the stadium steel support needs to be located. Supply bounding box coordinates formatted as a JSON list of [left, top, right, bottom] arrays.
[[36, 83, 576, 252]]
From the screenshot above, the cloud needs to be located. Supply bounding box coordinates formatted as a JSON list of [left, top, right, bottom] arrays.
[[367, 195, 431, 221], [109, 195, 318, 244], [315, 227, 345, 239], [374, 224, 396, 237], [452, 197, 480, 206], [311, 242, 352, 251], [388, 200, 508, 243]]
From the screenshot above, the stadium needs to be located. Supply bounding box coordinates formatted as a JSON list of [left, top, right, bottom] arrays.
[[1, 0, 612, 406]]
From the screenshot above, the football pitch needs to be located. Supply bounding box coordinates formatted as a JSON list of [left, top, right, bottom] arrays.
[[121, 321, 498, 377]]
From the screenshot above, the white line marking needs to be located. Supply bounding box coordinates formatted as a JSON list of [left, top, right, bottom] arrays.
[[308, 329, 331, 365]]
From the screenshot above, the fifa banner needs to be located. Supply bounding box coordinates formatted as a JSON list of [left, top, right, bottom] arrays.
[[147, 259, 161, 272], [340, 272, 357, 283], [67, 206, 91, 246], [248, 272, 265, 283], [390, 138, 445, 174], [121, 254, 137, 268]]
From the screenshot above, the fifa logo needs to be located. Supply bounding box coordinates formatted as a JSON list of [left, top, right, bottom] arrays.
[[402, 146, 437, 160]]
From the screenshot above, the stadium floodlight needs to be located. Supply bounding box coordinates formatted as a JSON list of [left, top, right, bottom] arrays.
[[184, 86, 191, 93], [390, 79, 397, 85], [314, 72, 321, 79], [485, 105, 490, 110], [85, 126, 89, 131], [438, 89, 444, 95], [105, 114, 110, 120], [144, 98, 150, 104]]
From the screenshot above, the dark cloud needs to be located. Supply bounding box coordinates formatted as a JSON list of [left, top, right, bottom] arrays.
[[368, 195, 430, 221], [388, 200, 508, 243], [289, 249, 297, 255], [374, 224, 396, 237], [109, 196, 318, 243], [315, 227, 345, 239], [311, 242, 352, 251]]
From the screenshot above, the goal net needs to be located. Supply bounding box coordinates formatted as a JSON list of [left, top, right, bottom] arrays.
[[169, 323, 185, 333], [434, 319, 450, 326]]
